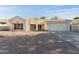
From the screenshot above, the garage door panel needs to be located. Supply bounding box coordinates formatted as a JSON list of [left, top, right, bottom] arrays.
[[47, 24, 70, 31]]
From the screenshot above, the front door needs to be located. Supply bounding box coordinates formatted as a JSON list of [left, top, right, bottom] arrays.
[[14, 23, 23, 30], [38, 24, 44, 31], [30, 24, 36, 31]]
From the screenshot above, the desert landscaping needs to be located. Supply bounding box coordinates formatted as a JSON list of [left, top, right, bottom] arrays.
[[0, 31, 78, 54]]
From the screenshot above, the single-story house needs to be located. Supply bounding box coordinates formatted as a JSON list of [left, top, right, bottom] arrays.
[[0, 16, 47, 31], [70, 19, 79, 31], [0, 16, 78, 31]]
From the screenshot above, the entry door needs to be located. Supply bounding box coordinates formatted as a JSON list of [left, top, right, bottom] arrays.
[[38, 24, 44, 31], [14, 23, 23, 30], [30, 24, 36, 31]]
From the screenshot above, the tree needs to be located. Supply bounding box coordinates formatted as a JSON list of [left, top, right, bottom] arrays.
[[40, 16, 46, 19], [73, 17, 79, 19]]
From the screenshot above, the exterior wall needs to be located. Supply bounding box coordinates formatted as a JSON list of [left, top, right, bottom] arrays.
[[25, 20, 30, 31], [7, 21, 13, 31], [29, 19, 37, 24], [29, 19, 47, 31]]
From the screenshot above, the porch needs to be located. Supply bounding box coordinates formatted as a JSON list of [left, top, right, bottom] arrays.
[[30, 24, 45, 31]]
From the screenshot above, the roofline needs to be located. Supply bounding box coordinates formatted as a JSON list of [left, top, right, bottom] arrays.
[[9, 16, 26, 21]]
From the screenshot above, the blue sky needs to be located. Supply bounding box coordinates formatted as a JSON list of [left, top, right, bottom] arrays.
[[0, 5, 79, 19]]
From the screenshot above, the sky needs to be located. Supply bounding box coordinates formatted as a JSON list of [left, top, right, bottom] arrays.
[[0, 5, 79, 19]]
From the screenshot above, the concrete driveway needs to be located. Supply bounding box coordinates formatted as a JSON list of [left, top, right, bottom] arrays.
[[54, 31, 79, 48]]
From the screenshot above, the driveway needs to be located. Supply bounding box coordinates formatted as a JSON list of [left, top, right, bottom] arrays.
[[54, 31, 79, 48]]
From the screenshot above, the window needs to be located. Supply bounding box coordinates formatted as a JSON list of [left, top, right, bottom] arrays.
[[14, 23, 23, 30]]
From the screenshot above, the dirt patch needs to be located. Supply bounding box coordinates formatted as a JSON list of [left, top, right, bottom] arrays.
[[0, 32, 78, 54], [0, 31, 47, 36]]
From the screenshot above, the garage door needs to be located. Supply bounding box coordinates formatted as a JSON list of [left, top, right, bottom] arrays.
[[47, 23, 70, 31], [71, 25, 79, 31]]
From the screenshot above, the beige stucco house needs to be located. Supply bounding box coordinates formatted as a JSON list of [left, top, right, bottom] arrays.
[[0, 16, 78, 31], [70, 19, 79, 31], [0, 16, 47, 31]]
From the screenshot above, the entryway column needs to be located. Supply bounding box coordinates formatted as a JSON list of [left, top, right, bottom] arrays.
[[36, 20, 38, 31], [44, 23, 47, 30], [36, 24, 38, 30], [26, 20, 30, 31]]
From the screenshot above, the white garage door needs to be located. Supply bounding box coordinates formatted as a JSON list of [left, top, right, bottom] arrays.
[[71, 25, 79, 31], [47, 23, 70, 31]]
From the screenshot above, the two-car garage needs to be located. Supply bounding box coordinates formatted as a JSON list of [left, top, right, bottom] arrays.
[[46, 21, 70, 31]]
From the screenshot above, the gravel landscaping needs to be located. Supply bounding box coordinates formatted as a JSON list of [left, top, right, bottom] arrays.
[[0, 32, 78, 54]]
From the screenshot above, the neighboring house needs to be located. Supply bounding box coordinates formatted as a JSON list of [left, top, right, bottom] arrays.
[[70, 19, 79, 31], [0, 19, 9, 31], [0, 16, 77, 31]]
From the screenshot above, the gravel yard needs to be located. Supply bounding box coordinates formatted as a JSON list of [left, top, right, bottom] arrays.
[[0, 31, 78, 54]]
